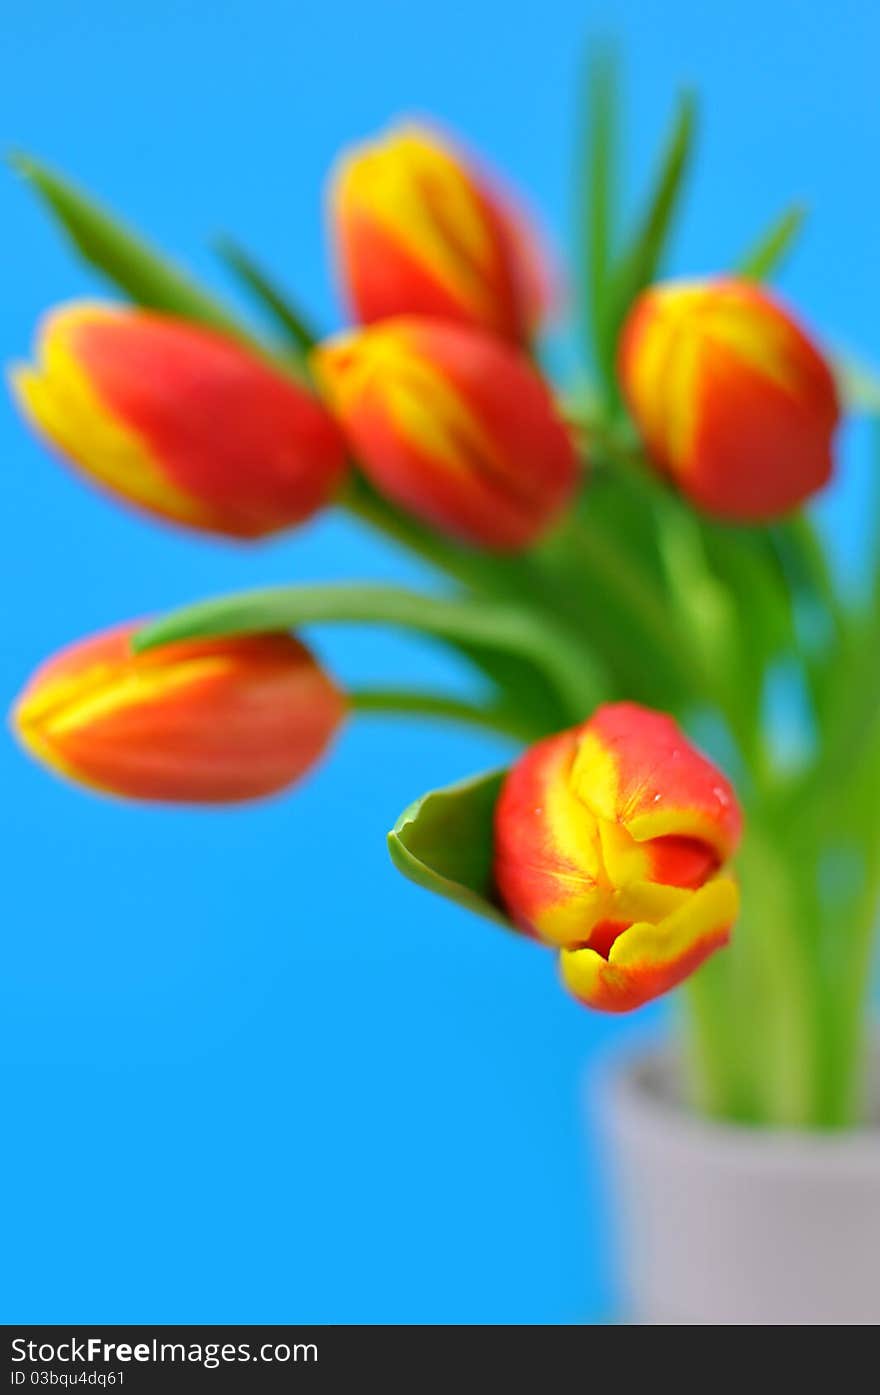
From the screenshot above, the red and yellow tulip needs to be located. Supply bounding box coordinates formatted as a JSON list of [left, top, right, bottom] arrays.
[[494, 702, 742, 1011], [12, 622, 346, 804], [313, 316, 577, 550], [10, 302, 347, 540], [618, 277, 839, 520], [330, 122, 549, 344]]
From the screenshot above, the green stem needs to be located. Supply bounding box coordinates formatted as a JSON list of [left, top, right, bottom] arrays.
[[569, 515, 688, 663], [340, 473, 538, 603], [681, 956, 760, 1121], [780, 514, 845, 633], [825, 899, 878, 1126], [544, 521, 684, 705], [349, 688, 533, 741], [813, 783, 880, 1127], [339, 473, 612, 723], [735, 826, 821, 1125]]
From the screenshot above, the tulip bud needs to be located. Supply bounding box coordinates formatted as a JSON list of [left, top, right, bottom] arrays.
[[330, 122, 549, 344], [618, 277, 839, 520], [12, 622, 346, 804], [10, 302, 347, 540], [494, 702, 742, 1012], [313, 317, 577, 551]]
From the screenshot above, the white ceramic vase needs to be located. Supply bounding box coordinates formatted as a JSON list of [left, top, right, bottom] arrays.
[[602, 1046, 880, 1325]]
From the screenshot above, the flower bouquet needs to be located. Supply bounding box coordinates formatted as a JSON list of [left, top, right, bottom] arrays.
[[9, 53, 880, 1323]]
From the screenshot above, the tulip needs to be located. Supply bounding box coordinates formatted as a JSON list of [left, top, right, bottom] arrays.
[[329, 121, 550, 344], [10, 302, 347, 539], [618, 277, 839, 520], [494, 702, 741, 1012], [313, 317, 577, 550], [12, 622, 346, 804]]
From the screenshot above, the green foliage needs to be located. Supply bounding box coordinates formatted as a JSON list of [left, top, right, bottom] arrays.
[[606, 90, 697, 335], [579, 43, 618, 393], [214, 237, 319, 364], [577, 61, 697, 402], [738, 204, 808, 281], [387, 769, 514, 929], [135, 581, 606, 738], [11, 153, 251, 343]]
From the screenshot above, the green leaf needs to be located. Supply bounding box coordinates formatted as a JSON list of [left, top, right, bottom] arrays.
[[607, 89, 698, 337], [133, 582, 531, 652], [870, 421, 880, 607], [702, 523, 797, 679], [11, 152, 253, 344], [548, 498, 693, 711], [133, 582, 605, 734], [578, 42, 619, 385], [214, 237, 319, 358], [655, 501, 734, 681], [387, 768, 516, 928], [737, 204, 807, 281]]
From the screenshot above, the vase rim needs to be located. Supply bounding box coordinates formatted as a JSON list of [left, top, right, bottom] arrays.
[[597, 1039, 880, 1168]]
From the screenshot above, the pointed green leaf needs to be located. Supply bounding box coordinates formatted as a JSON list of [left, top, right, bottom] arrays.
[[11, 152, 253, 344], [388, 768, 515, 928], [578, 42, 619, 385], [214, 237, 319, 358], [737, 204, 807, 281], [606, 90, 698, 344]]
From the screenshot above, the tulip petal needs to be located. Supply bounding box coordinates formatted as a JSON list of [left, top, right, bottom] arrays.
[[314, 317, 577, 551], [618, 277, 839, 520], [559, 875, 738, 1012], [13, 623, 346, 804], [571, 702, 741, 862], [331, 122, 545, 344], [11, 305, 208, 528], [11, 302, 347, 540], [494, 702, 742, 1008], [496, 748, 696, 949]]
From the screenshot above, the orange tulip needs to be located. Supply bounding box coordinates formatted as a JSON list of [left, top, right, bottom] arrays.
[[330, 121, 550, 344], [313, 317, 577, 550], [618, 277, 839, 520], [12, 622, 346, 804], [10, 302, 347, 539], [494, 703, 742, 1011]]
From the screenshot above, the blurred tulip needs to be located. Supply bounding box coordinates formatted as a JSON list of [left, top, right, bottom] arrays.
[[330, 121, 550, 343], [618, 277, 839, 520], [12, 622, 345, 804], [10, 302, 347, 539], [494, 702, 741, 1011], [313, 317, 577, 550]]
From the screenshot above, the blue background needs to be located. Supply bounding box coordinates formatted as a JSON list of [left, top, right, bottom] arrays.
[[1, 0, 876, 1323]]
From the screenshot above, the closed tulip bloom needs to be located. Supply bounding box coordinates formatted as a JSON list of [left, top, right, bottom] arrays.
[[494, 703, 741, 1012], [330, 122, 549, 344], [10, 303, 347, 539], [12, 622, 346, 804], [313, 317, 577, 550], [618, 278, 839, 520]]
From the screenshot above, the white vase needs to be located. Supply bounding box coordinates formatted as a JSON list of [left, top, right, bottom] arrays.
[[601, 1045, 880, 1325]]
